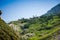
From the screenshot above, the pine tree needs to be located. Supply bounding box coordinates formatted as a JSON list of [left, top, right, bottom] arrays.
[[0, 10, 2, 16]]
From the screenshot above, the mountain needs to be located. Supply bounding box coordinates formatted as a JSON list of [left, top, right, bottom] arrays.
[[45, 3, 60, 16], [9, 3, 60, 40], [0, 18, 20, 40]]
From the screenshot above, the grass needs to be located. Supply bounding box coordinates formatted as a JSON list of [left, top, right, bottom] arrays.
[[39, 25, 60, 40], [0, 18, 20, 40]]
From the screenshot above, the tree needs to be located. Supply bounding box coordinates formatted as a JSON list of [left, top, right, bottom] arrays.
[[0, 10, 2, 16]]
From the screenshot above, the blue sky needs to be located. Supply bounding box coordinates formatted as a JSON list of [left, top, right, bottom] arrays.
[[0, 0, 60, 23]]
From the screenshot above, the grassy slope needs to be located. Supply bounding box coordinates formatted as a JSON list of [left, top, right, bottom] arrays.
[[29, 17, 60, 40], [0, 18, 20, 40], [39, 25, 60, 40], [9, 16, 60, 40], [29, 24, 60, 40]]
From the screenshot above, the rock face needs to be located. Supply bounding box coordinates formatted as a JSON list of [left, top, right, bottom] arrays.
[[0, 18, 20, 40], [9, 23, 20, 32], [9, 23, 21, 37], [21, 33, 35, 40]]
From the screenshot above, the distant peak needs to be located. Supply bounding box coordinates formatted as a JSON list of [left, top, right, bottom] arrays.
[[55, 3, 60, 7]]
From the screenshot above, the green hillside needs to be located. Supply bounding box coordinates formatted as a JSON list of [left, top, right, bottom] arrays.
[[0, 18, 20, 40], [9, 4, 60, 40], [9, 13, 60, 40]]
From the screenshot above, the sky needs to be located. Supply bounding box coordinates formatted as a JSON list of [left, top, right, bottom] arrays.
[[0, 0, 60, 23]]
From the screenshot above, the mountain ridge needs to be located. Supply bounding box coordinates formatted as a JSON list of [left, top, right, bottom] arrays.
[[45, 3, 60, 16]]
